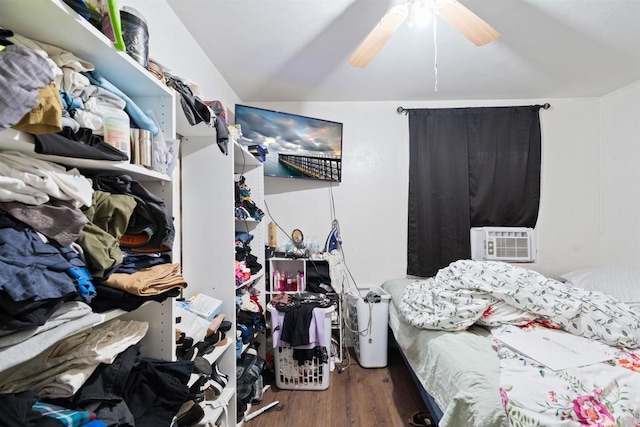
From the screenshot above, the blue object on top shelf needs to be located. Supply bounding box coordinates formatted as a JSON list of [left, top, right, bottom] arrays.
[[248, 144, 267, 162]]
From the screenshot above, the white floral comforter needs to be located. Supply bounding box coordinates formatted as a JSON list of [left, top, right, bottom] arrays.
[[494, 325, 640, 427], [399, 260, 640, 427]]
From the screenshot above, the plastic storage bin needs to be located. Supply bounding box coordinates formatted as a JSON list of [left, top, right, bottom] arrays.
[[273, 305, 334, 390], [347, 286, 391, 368]]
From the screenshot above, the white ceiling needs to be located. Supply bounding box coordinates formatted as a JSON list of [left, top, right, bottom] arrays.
[[167, 0, 640, 103]]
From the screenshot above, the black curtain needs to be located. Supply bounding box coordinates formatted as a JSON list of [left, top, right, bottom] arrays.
[[407, 106, 542, 277]]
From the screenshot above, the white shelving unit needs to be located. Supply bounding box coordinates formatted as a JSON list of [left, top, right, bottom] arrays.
[[234, 141, 266, 313], [0, 0, 178, 364], [179, 106, 266, 425], [178, 104, 239, 425], [267, 258, 343, 364], [234, 142, 266, 425], [1, 3, 266, 425]]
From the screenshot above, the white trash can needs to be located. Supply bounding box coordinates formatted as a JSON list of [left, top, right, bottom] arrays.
[[347, 286, 391, 368]]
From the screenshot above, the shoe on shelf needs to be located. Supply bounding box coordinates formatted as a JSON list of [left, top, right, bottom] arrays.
[[210, 364, 228, 388], [193, 356, 212, 376], [205, 314, 225, 338], [193, 331, 228, 358], [203, 386, 219, 401], [206, 376, 224, 396], [214, 331, 228, 348], [175, 400, 204, 427], [211, 362, 229, 384], [194, 376, 224, 402], [218, 320, 232, 333], [188, 375, 212, 403], [176, 335, 194, 360]]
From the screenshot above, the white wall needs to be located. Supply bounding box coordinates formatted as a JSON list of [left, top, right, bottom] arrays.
[[120, 0, 240, 110], [257, 98, 605, 283], [600, 81, 640, 267], [260, 102, 410, 287], [120, 2, 640, 284]]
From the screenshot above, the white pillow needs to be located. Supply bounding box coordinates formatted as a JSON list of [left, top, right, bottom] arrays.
[[560, 266, 640, 303]]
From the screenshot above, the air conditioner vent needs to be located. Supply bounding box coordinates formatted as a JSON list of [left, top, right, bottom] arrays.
[[470, 227, 536, 262]]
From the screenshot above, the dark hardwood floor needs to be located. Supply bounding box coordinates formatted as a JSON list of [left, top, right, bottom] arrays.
[[244, 346, 428, 426]]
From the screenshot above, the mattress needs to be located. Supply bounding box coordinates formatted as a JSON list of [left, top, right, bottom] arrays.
[[382, 278, 507, 427]]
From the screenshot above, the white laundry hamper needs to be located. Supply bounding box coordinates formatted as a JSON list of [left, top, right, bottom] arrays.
[[273, 305, 335, 390], [347, 286, 391, 368]]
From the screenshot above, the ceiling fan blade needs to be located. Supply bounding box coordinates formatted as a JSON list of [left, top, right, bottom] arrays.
[[349, 4, 409, 68], [438, 1, 500, 46]]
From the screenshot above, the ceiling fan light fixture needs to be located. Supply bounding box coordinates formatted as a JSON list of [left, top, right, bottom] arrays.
[[408, 0, 433, 28], [348, 0, 499, 69], [437, 0, 500, 46], [348, 4, 408, 68]]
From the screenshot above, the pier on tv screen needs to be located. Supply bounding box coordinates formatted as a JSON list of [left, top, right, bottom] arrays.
[[234, 104, 342, 182]]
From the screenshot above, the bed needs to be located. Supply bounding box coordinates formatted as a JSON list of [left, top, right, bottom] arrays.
[[382, 260, 640, 427]]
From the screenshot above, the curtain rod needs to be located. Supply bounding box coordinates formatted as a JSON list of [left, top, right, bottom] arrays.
[[396, 103, 551, 115]]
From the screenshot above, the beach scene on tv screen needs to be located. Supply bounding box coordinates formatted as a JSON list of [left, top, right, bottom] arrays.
[[235, 105, 342, 182]]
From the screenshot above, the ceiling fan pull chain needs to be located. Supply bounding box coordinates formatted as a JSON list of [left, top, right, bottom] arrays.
[[433, 12, 438, 92]]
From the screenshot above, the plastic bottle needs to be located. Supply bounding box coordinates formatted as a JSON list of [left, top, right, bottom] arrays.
[[274, 270, 282, 292], [285, 271, 292, 291], [103, 110, 130, 159], [298, 271, 305, 292], [310, 236, 319, 259]]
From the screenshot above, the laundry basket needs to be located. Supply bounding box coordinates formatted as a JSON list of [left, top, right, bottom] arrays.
[[273, 305, 334, 390], [347, 286, 391, 368]]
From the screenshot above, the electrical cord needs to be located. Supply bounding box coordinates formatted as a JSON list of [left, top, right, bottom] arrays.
[[342, 300, 374, 335], [331, 222, 382, 373], [329, 179, 337, 223], [262, 175, 376, 374], [263, 199, 298, 250]]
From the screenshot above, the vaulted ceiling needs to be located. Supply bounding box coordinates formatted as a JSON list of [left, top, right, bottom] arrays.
[[167, 0, 640, 102]]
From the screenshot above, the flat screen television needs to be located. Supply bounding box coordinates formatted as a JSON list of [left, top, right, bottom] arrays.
[[234, 104, 342, 182]]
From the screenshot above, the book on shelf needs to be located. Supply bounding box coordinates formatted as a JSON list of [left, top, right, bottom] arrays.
[[177, 293, 223, 321]]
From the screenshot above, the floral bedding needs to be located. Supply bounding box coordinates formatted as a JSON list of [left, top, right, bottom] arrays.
[[494, 324, 640, 427], [399, 260, 640, 427]]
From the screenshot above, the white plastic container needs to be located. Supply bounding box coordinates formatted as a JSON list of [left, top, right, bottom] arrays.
[[103, 110, 130, 159], [347, 286, 391, 368]]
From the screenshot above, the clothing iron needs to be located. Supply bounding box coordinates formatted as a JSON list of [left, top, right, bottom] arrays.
[[324, 220, 342, 252]]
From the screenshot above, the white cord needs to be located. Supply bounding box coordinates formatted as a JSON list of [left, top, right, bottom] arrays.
[[222, 404, 228, 427], [433, 12, 438, 92], [202, 396, 228, 427], [342, 300, 374, 336]]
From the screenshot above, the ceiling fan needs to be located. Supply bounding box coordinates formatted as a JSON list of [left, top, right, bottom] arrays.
[[349, 0, 500, 68]]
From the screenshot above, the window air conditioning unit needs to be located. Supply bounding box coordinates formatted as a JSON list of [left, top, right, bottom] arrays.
[[470, 227, 536, 262]]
